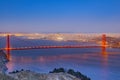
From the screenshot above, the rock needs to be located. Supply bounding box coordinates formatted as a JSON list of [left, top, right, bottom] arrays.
[[46, 73, 80, 80], [9, 70, 81, 80], [0, 50, 9, 73], [0, 73, 17, 80], [9, 70, 47, 80]]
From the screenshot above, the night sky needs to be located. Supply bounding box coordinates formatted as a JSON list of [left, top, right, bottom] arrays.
[[0, 0, 120, 33]]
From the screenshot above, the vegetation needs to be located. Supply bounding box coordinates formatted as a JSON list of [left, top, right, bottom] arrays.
[[9, 69, 30, 74], [49, 68, 65, 73], [49, 68, 91, 80]]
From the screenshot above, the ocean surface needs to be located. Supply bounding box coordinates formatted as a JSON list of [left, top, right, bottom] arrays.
[[0, 37, 119, 80]]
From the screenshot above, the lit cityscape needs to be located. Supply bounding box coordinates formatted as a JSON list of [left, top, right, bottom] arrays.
[[0, 32, 120, 48]]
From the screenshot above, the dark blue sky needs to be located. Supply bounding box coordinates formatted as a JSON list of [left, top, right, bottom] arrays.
[[0, 0, 120, 33]]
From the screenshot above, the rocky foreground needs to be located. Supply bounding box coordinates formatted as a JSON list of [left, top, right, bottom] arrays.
[[0, 50, 9, 73], [8, 70, 81, 80], [0, 70, 88, 80]]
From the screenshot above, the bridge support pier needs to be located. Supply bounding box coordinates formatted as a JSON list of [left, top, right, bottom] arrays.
[[102, 34, 107, 55]]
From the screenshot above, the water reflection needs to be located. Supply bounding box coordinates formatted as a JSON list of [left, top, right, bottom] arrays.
[[7, 49, 109, 71], [6, 48, 120, 80], [101, 47, 108, 80]]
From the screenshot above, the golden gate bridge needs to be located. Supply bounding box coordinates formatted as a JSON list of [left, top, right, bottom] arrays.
[[0, 34, 107, 60]]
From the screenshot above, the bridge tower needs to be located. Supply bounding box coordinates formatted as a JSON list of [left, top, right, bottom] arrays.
[[102, 34, 107, 48], [6, 34, 10, 60], [102, 34, 107, 55]]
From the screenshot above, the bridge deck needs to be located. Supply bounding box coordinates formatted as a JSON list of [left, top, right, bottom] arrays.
[[0, 46, 103, 50]]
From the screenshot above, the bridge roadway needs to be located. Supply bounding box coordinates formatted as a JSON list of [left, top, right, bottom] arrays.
[[0, 45, 103, 50]]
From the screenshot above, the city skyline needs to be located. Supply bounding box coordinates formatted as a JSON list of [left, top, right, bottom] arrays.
[[0, 0, 120, 33]]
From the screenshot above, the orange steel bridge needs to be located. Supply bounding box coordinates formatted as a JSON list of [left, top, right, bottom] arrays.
[[0, 34, 107, 60]]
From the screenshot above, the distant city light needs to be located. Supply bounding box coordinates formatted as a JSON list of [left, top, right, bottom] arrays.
[[56, 37, 63, 41]]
